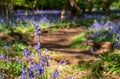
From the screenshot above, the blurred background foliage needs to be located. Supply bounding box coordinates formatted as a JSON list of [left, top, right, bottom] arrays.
[[1, 0, 120, 17]]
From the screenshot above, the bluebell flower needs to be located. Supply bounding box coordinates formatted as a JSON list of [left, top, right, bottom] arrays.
[[32, 63, 44, 76], [35, 42, 41, 53], [52, 69, 59, 78], [35, 25, 41, 35], [38, 67, 44, 76], [24, 49, 30, 57], [21, 72, 27, 79], [4, 44, 9, 49], [41, 59, 45, 67], [0, 54, 4, 59], [42, 57, 50, 66], [59, 59, 65, 65], [46, 60, 50, 66], [30, 53, 34, 59], [21, 66, 27, 79], [46, 55, 51, 59], [33, 63, 41, 70], [46, 49, 49, 53], [112, 41, 119, 48], [90, 48, 94, 54], [27, 68, 34, 79]]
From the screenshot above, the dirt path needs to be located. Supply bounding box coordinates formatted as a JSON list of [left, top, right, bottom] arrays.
[[39, 27, 96, 64], [0, 27, 98, 64]]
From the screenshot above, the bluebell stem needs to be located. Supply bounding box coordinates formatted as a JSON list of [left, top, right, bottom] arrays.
[[52, 69, 59, 78], [34, 25, 41, 58]]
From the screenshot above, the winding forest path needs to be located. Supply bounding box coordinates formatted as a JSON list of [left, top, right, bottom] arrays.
[[39, 27, 96, 64]]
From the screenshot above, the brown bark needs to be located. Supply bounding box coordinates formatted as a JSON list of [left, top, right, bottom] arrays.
[[88, 0, 93, 13], [4, 0, 14, 19], [61, 8, 66, 21], [69, 0, 81, 17], [69, 0, 80, 11]]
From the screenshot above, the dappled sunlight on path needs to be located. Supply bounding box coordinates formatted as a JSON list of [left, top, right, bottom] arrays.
[[39, 27, 97, 64]]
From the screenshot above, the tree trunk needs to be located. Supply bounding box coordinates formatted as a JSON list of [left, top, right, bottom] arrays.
[[69, 0, 81, 18], [103, 0, 110, 15], [88, 0, 92, 13], [33, 0, 37, 9], [61, 3, 67, 22], [4, 0, 14, 19]]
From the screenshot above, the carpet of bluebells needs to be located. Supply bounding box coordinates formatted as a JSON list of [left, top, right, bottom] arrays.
[[0, 10, 120, 79], [89, 19, 120, 48]]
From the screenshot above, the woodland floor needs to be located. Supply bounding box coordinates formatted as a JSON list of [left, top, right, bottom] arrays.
[[34, 27, 97, 64]]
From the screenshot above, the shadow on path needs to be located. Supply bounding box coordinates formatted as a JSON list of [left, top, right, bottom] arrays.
[[39, 27, 98, 64]]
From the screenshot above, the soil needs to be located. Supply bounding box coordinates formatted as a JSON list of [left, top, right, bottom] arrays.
[[0, 27, 112, 64], [32, 27, 98, 64]]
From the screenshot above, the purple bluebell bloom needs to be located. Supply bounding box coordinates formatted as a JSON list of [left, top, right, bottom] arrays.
[[0, 54, 4, 59], [23, 49, 30, 57], [27, 68, 34, 79], [41, 59, 45, 67], [90, 48, 94, 54], [4, 44, 9, 49], [30, 53, 34, 59], [59, 59, 65, 64], [35, 25, 41, 35], [112, 41, 119, 48], [42, 57, 50, 66], [46, 55, 51, 59], [35, 42, 41, 53], [52, 69, 59, 78], [21, 72, 27, 79], [46, 60, 50, 66], [21, 66, 27, 79], [33, 63, 41, 70], [32, 63, 44, 76], [38, 67, 44, 76]]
